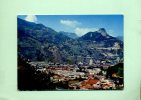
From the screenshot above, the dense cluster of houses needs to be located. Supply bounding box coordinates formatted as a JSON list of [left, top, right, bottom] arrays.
[[48, 70, 116, 90], [27, 60, 122, 90]]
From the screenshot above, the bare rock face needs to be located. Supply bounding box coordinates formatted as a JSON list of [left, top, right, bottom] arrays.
[[98, 28, 108, 37]]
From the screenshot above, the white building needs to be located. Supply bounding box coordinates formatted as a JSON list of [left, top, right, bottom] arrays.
[[89, 59, 93, 65]]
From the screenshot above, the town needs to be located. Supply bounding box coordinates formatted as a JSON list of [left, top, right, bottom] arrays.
[[19, 56, 123, 90]]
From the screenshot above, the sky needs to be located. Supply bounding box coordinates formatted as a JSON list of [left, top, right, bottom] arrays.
[[18, 15, 123, 37]]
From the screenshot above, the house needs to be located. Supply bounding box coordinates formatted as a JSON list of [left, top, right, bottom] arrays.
[[79, 79, 100, 89]]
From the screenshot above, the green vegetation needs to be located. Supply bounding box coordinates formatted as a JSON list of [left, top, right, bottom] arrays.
[[18, 18, 123, 64]]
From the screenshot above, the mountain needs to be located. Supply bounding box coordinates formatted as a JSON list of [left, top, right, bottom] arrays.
[[18, 18, 73, 61], [59, 31, 78, 39], [18, 18, 123, 65], [18, 18, 72, 44], [116, 36, 123, 41], [79, 28, 111, 41], [79, 28, 123, 47]]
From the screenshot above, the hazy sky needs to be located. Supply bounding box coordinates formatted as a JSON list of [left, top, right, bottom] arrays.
[[18, 15, 123, 37]]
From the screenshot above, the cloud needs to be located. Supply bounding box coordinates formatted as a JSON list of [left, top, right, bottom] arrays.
[[60, 20, 81, 27], [75, 27, 98, 36], [25, 15, 37, 23]]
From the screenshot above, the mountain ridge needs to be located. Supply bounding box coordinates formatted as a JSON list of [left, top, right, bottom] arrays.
[[18, 18, 123, 65], [59, 31, 78, 39]]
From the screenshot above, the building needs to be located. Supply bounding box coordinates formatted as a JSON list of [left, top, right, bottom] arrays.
[[89, 58, 93, 65]]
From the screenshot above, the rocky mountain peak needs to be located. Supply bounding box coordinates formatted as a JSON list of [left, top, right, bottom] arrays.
[[98, 28, 108, 36]]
